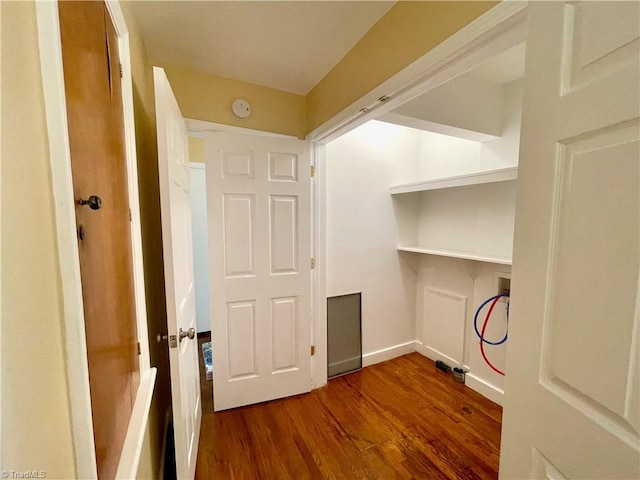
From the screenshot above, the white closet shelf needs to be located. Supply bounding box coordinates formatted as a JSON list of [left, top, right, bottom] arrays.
[[390, 166, 517, 194], [397, 246, 512, 265]]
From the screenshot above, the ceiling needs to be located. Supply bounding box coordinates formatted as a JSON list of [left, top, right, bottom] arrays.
[[123, 1, 395, 95]]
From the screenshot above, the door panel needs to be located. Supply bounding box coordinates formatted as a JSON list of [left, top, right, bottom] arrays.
[[500, 2, 639, 478], [206, 133, 312, 411], [58, 2, 140, 478], [154, 67, 201, 479]]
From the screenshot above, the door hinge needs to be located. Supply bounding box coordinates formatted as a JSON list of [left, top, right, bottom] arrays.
[[119, 63, 123, 78], [310, 165, 315, 178], [311, 258, 316, 269], [137, 342, 141, 355], [310, 345, 315, 356], [128, 208, 132, 221]]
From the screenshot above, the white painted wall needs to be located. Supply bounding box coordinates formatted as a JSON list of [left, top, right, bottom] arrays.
[[325, 75, 523, 403], [418, 181, 517, 259], [189, 163, 211, 333], [480, 79, 524, 170], [415, 256, 510, 405], [392, 73, 504, 139], [411, 76, 523, 404], [326, 121, 420, 361], [419, 132, 481, 179], [417, 78, 524, 180]]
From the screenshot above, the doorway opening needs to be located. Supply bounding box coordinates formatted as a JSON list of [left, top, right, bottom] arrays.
[[187, 136, 214, 413], [323, 39, 526, 405]]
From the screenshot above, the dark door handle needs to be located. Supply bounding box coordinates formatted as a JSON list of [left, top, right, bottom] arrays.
[[78, 195, 102, 210]]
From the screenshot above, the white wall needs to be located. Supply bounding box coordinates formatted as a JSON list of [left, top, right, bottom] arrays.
[[419, 132, 481, 179], [417, 77, 524, 180], [412, 77, 523, 404], [392, 73, 504, 138], [415, 256, 510, 405], [480, 79, 524, 170], [325, 76, 523, 403], [326, 121, 420, 362], [418, 181, 517, 259], [189, 163, 212, 333]]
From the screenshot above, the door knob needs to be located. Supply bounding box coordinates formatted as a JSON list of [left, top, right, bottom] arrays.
[[156, 333, 168, 344], [78, 195, 102, 210], [179, 327, 196, 342]]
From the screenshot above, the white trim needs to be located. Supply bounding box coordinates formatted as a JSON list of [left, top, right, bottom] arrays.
[[397, 246, 512, 266], [363, 341, 417, 367], [415, 342, 504, 405], [36, 1, 153, 477], [115, 367, 157, 479], [465, 372, 504, 406], [390, 166, 518, 194], [189, 162, 206, 170], [307, 1, 528, 144], [312, 143, 328, 388], [416, 341, 463, 369], [185, 118, 297, 139]]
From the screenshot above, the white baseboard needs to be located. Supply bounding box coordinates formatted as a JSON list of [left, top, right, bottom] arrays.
[[415, 342, 463, 369], [465, 373, 504, 406], [415, 341, 504, 406], [363, 341, 416, 367]]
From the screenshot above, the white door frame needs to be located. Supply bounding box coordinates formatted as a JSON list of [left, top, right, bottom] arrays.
[[308, 1, 528, 390], [36, 1, 156, 478]]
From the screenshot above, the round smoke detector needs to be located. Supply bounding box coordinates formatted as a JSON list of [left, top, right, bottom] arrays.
[[232, 98, 251, 119]]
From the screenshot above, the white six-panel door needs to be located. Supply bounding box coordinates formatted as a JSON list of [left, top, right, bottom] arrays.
[[154, 67, 202, 479], [500, 2, 639, 478], [206, 132, 312, 411]]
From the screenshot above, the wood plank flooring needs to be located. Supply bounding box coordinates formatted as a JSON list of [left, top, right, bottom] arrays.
[[195, 353, 502, 479]]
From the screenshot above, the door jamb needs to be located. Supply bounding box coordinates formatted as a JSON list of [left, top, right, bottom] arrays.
[[35, 1, 155, 478]]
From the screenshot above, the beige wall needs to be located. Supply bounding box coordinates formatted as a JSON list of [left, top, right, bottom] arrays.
[[163, 65, 306, 139], [142, 2, 497, 138], [0, 1, 76, 477], [188, 136, 205, 164], [306, 1, 498, 133]]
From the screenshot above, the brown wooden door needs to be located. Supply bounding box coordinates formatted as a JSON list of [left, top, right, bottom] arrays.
[[58, 2, 140, 478]]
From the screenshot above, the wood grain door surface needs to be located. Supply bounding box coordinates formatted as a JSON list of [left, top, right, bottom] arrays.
[[59, 2, 140, 478]]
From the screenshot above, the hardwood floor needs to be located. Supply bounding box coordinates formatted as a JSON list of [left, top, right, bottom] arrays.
[[195, 353, 502, 479]]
